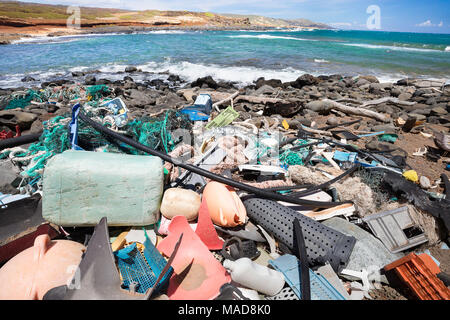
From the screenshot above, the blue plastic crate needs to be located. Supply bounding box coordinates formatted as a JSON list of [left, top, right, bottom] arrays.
[[115, 230, 173, 295], [269, 254, 345, 300]]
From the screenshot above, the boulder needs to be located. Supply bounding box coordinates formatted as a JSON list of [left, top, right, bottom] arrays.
[[21, 76, 36, 82], [190, 76, 218, 89], [255, 77, 283, 89], [125, 66, 138, 73], [0, 110, 38, 130], [71, 71, 85, 77], [84, 75, 96, 86], [290, 74, 319, 89], [359, 75, 379, 83]]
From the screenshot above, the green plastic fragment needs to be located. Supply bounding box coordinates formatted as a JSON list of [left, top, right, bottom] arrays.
[[378, 134, 398, 143], [205, 106, 239, 129]]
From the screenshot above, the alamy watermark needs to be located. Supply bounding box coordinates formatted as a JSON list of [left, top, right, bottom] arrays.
[[366, 5, 381, 30], [67, 6, 81, 29]]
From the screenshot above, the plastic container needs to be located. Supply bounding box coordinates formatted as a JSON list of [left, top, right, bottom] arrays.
[[43, 150, 163, 226], [223, 257, 285, 296], [384, 252, 450, 300], [160, 188, 201, 221]]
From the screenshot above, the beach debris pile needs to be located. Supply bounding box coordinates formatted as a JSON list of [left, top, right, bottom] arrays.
[[0, 71, 449, 301]]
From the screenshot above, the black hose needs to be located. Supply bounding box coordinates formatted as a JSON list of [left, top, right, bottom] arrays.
[[0, 131, 42, 150], [79, 112, 351, 208], [290, 164, 360, 197]]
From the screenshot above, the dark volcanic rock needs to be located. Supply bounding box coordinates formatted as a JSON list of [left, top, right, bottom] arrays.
[[84, 75, 96, 85], [289, 74, 320, 89], [21, 76, 36, 82], [255, 77, 283, 89], [191, 76, 218, 89], [125, 66, 138, 73], [71, 71, 85, 77], [167, 74, 181, 82]]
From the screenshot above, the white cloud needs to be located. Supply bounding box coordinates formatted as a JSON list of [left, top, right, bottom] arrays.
[[415, 19, 443, 27]]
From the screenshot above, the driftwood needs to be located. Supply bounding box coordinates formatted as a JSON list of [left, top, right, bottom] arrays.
[[337, 97, 416, 107], [361, 97, 416, 107], [235, 95, 289, 105], [300, 125, 333, 137], [306, 99, 389, 122], [212, 91, 239, 111]]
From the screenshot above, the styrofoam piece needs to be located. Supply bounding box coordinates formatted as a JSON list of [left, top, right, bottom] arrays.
[[322, 217, 402, 284], [43, 151, 163, 226], [362, 206, 428, 253], [269, 254, 346, 300]]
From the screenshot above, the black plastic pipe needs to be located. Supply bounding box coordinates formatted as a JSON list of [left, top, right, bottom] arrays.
[[0, 131, 42, 150], [79, 112, 352, 208]]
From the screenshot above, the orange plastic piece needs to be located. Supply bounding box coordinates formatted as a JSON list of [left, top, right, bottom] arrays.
[[202, 181, 247, 227], [384, 253, 450, 300], [417, 253, 440, 275]]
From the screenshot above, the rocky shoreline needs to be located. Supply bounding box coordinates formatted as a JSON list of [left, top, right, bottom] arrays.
[[1, 68, 449, 182]]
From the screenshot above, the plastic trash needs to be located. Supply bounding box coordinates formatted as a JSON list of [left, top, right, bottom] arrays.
[[114, 230, 173, 295], [384, 253, 450, 300], [42, 150, 164, 226], [195, 197, 224, 250], [205, 106, 240, 130], [101, 97, 129, 128], [0, 234, 85, 300], [223, 257, 285, 296], [203, 181, 247, 227], [160, 188, 201, 221], [157, 216, 231, 300], [269, 254, 346, 300], [402, 170, 419, 183]]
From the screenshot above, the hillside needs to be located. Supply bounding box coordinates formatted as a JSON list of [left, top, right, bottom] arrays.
[[0, 0, 330, 43]]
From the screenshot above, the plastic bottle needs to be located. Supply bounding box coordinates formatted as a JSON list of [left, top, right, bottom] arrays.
[[223, 258, 285, 296]]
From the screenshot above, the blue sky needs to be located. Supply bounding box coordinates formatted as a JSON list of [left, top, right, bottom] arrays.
[[18, 0, 450, 33]]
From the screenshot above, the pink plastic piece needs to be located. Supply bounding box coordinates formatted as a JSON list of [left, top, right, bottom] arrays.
[[195, 197, 224, 250], [158, 215, 197, 235], [157, 216, 230, 300], [202, 182, 247, 227], [0, 235, 85, 300]]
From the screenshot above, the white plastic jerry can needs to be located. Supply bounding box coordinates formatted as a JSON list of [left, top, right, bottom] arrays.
[[42, 150, 164, 226], [223, 257, 285, 296]]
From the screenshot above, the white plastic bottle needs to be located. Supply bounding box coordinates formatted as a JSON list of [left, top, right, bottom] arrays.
[[223, 258, 285, 296]]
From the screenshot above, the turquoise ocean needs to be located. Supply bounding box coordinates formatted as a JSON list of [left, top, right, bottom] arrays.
[[0, 28, 449, 88]]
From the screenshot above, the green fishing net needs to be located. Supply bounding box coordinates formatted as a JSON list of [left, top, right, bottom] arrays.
[[279, 139, 311, 166]]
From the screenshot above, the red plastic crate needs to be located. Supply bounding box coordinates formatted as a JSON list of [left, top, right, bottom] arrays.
[[384, 253, 450, 300]]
